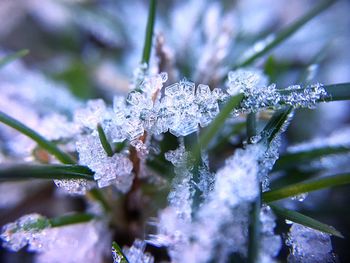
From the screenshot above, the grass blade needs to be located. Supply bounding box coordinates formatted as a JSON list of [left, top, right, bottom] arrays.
[[97, 124, 113, 157], [49, 213, 95, 227], [0, 111, 75, 164], [323, 83, 350, 102], [235, 0, 336, 68], [270, 204, 344, 238], [263, 173, 350, 203], [112, 241, 129, 263], [248, 192, 261, 263], [274, 146, 349, 171], [197, 94, 244, 152], [0, 164, 94, 181], [0, 49, 29, 68], [141, 0, 157, 65], [261, 107, 293, 144]]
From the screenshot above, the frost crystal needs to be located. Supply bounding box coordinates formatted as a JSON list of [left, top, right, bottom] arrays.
[[120, 239, 154, 263], [0, 214, 50, 252], [54, 178, 91, 195], [286, 223, 335, 263]]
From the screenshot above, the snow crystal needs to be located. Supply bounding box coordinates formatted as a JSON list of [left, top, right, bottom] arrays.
[[121, 239, 154, 263], [54, 179, 91, 195], [286, 223, 335, 263], [0, 213, 50, 252]]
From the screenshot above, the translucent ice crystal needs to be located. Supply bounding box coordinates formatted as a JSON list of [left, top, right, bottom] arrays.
[[122, 239, 154, 263], [54, 178, 91, 195], [74, 99, 107, 130], [0, 213, 50, 252], [76, 134, 133, 191], [286, 223, 335, 263], [35, 221, 111, 263]]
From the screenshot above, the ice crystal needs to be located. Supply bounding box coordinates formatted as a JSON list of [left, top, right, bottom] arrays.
[[0, 213, 50, 252], [286, 223, 335, 263], [35, 221, 110, 263], [258, 206, 282, 263], [76, 134, 133, 191], [121, 239, 154, 263], [54, 178, 91, 195]]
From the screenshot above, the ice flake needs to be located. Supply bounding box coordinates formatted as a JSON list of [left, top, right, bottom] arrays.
[[35, 221, 111, 263], [258, 206, 281, 263], [286, 223, 335, 263], [0, 214, 50, 252], [54, 179, 92, 195], [74, 99, 107, 130], [122, 239, 154, 263], [76, 134, 133, 191]]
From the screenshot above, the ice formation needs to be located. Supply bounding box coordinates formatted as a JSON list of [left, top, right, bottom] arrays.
[[148, 143, 282, 262], [0, 213, 51, 252], [286, 223, 335, 263], [0, 214, 109, 263], [114, 239, 154, 263]]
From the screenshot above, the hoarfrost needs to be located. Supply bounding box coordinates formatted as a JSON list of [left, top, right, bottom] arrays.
[[286, 223, 335, 263], [121, 239, 154, 263], [0, 213, 50, 252]]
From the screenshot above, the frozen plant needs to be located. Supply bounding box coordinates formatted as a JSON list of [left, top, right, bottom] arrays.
[[0, 0, 350, 262]]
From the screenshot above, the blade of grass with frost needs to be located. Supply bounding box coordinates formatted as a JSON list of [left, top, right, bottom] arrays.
[[97, 124, 113, 157], [196, 93, 244, 155], [0, 111, 75, 164], [260, 107, 293, 145], [263, 173, 350, 203], [0, 164, 94, 181], [112, 241, 129, 263], [274, 146, 349, 171], [49, 213, 95, 227], [270, 204, 344, 238], [323, 83, 350, 102], [141, 0, 157, 65], [0, 49, 29, 68], [235, 0, 336, 68]]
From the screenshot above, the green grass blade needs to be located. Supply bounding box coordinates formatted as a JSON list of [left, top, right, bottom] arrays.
[[97, 124, 113, 157], [274, 146, 349, 171], [0, 164, 94, 181], [141, 0, 157, 65], [49, 213, 95, 227], [0, 111, 75, 164], [323, 83, 350, 102], [248, 192, 261, 263], [112, 241, 129, 263], [270, 204, 344, 238], [263, 173, 350, 203], [89, 188, 111, 212], [261, 107, 293, 144], [0, 49, 29, 68], [197, 94, 244, 152], [235, 0, 336, 68]]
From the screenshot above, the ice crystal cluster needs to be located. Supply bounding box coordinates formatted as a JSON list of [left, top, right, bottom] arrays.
[[112, 239, 154, 263], [286, 223, 335, 263], [0, 213, 110, 263]]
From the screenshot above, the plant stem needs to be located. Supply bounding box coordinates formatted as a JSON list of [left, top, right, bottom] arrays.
[[141, 0, 157, 65], [0, 111, 75, 164]]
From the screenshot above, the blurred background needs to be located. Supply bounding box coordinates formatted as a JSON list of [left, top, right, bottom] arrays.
[[0, 0, 349, 262]]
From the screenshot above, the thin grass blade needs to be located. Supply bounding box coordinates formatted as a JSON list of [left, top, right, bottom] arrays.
[[0, 111, 75, 164], [0, 49, 29, 68], [141, 0, 157, 65], [263, 173, 350, 203], [0, 164, 94, 181], [235, 0, 336, 68], [270, 204, 344, 238]]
